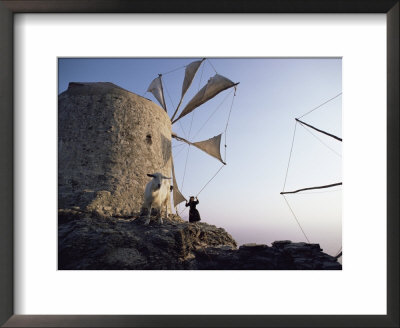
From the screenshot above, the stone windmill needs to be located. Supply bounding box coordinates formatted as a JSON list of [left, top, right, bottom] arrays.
[[58, 59, 238, 217]]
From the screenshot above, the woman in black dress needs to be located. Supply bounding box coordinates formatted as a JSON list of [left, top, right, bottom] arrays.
[[185, 196, 201, 223]]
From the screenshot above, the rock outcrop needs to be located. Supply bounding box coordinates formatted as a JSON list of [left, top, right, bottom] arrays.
[[58, 209, 341, 270]]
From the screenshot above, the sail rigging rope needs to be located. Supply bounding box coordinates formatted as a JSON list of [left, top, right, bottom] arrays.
[[169, 60, 235, 216], [281, 92, 342, 247], [172, 143, 185, 149], [196, 164, 225, 197], [180, 145, 191, 195], [179, 117, 196, 195], [192, 89, 234, 139], [175, 94, 236, 215], [177, 164, 225, 217], [173, 146, 187, 159], [206, 59, 218, 74], [282, 121, 298, 191], [280, 121, 311, 243], [177, 204, 188, 217], [177, 91, 235, 215], [298, 92, 342, 119], [179, 91, 198, 196], [178, 121, 189, 139], [161, 64, 187, 76], [177, 91, 235, 213], [298, 122, 342, 158], [224, 87, 237, 162], [164, 80, 189, 139], [163, 78, 176, 111], [282, 195, 311, 243], [198, 61, 205, 91]]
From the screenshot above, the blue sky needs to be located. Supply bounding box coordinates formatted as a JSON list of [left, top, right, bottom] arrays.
[[59, 58, 342, 256]]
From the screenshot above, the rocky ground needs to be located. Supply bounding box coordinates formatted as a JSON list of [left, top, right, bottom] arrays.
[[58, 209, 341, 270]]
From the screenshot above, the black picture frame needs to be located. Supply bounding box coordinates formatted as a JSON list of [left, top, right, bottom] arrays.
[[0, 1, 398, 327]]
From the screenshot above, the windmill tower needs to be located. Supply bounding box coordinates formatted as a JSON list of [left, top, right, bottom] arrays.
[[58, 82, 172, 216]]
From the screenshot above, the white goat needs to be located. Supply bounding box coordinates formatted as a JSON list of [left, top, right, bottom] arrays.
[[142, 172, 171, 225]]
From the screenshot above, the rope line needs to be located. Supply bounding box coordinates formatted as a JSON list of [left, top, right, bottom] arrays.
[[180, 145, 191, 194], [282, 121, 298, 191], [207, 59, 218, 74], [298, 92, 342, 119], [179, 93, 197, 196], [179, 85, 234, 213], [192, 89, 234, 139], [163, 80, 176, 110], [172, 143, 185, 149], [280, 92, 342, 248], [298, 122, 342, 158], [176, 163, 226, 217], [188, 106, 196, 138], [172, 59, 232, 216], [224, 89, 236, 162], [178, 121, 188, 139], [173, 144, 188, 159], [177, 205, 188, 217], [282, 195, 311, 243], [198, 61, 205, 91], [196, 164, 225, 197], [161, 64, 187, 76]]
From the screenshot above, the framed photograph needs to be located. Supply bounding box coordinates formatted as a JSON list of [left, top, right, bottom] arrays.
[[0, 1, 398, 327], [57, 57, 343, 272]]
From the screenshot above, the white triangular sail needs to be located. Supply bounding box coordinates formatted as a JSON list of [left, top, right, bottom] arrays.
[[147, 76, 167, 111], [172, 74, 236, 123], [192, 134, 225, 164], [171, 59, 204, 121], [181, 59, 204, 99], [171, 157, 187, 207], [172, 132, 226, 165]]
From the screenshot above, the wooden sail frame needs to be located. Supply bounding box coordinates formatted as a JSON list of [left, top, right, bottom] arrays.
[[281, 118, 342, 195], [280, 182, 342, 195], [295, 118, 342, 142], [281, 93, 342, 252], [146, 58, 238, 209]]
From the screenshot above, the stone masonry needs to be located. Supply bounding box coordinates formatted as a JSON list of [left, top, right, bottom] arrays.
[[58, 82, 172, 216]]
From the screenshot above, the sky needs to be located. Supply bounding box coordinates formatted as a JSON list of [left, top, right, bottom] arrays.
[[58, 58, 342, 256]]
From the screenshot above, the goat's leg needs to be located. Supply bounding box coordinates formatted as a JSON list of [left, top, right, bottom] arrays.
[[156, 205, 163, 225], [160, 200, 169, 224], [144, 204, 151, 225]]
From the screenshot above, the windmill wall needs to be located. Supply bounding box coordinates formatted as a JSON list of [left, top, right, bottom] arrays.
[[58, 82, 172, 216]]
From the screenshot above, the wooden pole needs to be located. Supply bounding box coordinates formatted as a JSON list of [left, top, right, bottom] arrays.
[[159, 74, 167, 113], [280, 182, 342, 195], [296, 118, 342, 142]]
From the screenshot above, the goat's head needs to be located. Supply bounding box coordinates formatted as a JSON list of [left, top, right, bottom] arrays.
[[147, 172, 171, 189]]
